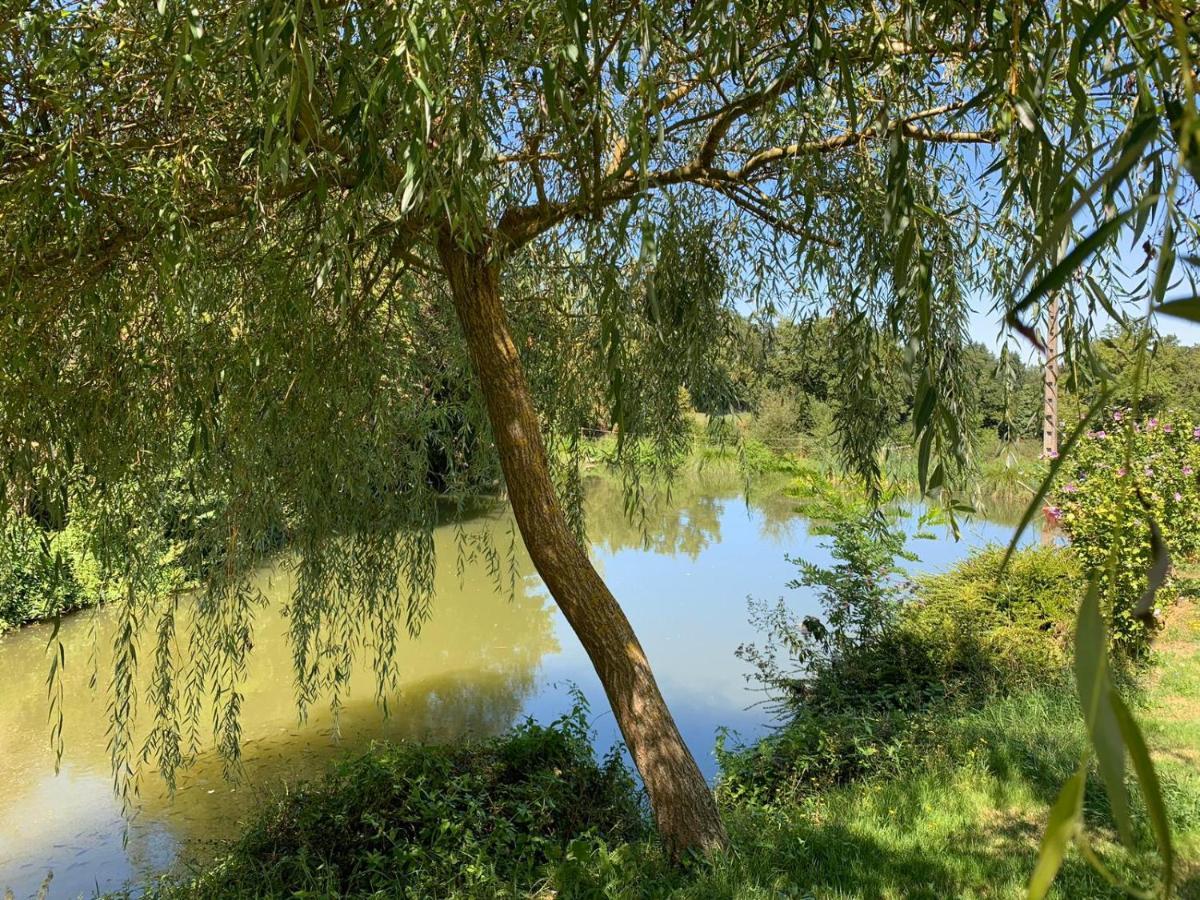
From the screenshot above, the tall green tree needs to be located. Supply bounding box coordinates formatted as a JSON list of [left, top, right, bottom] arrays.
[[2, 0, 1197, 869], [1066, 325, 1200, 419]]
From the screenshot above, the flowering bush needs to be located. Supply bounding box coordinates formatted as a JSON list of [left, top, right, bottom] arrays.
[[1052, 412, 1200, 651]]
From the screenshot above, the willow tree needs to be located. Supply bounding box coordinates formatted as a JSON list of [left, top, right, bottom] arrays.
[[2, 0, 1198, 866]]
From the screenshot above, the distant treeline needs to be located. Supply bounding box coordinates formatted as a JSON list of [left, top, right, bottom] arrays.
[[690, 315, 1200, 451]]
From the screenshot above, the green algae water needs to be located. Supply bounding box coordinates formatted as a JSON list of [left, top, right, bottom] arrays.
[[0, 470, 1040, 899]]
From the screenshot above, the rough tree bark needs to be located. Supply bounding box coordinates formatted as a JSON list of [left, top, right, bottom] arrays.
[[1043, 293, 1060, 460], [1042, 233, 1068, 462], [1040, 292, 1061, 546], [436, 231, 729, 861]]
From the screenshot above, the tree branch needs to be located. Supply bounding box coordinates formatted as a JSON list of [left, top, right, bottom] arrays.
[[695, 69, 801, 167], [496, 106, 999, 253], [732, 116, 996, 182], [712, 181, 841, 248]]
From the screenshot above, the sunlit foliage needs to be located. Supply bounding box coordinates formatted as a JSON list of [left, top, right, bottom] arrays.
[[2, 0, 1199, 890]]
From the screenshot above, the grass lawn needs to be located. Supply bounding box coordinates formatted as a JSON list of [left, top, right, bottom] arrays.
[[589, 599, 1200, 898], [702, 600, 1199, 899]]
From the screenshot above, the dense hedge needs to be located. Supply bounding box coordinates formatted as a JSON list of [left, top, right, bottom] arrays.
[[0, 504, 192, 634], [0, 515, 86, 630]]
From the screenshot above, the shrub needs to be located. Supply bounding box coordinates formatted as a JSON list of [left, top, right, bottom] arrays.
[[716, 704, 924, 803], [1052, 411, 1200, 651], [0, 515, 85, 630], [723, 535, 1082, 804], [0, 496, 198, 634], [721, 436, 814, 477], [737, 513, 913, 716], [155, 705, 647, 899], [900, 545, 1079, 694], [975, 432, 1045, 499]]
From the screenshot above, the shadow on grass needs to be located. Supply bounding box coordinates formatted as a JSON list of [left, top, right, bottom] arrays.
[[704, 814, 1139, 900]]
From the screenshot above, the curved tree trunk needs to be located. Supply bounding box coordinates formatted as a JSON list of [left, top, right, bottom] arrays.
[[436, 233, 729, 861]]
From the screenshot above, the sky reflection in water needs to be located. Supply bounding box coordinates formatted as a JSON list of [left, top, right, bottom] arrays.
[[0, 470, 1042, 899]]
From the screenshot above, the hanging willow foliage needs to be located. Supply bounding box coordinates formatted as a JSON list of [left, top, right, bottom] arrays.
[[2, 0, 1198, 884]]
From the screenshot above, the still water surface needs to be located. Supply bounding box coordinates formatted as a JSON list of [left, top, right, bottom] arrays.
[[0, 471, 1040, 899]]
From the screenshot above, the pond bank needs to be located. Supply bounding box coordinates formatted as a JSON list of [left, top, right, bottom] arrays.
[[122, 567, 1200, 899], [0, 467, 1042, 898]]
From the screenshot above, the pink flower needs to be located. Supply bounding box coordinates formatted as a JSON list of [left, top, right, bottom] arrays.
[[1144, 466, 1154, 477], [1184, 465, 1194, 477], [1095, 430, 1107, 439], [1117, 467, 1127, 477], [1164, 424, 1174, 434], [1045, 506, 1063, 523], [1113, 410, 1125, 422], [1193, 426, 1200, 440], [1148, 418, 1158, 430], [1175, 492, 1184, 502], [1063, 482, 1079, 494]]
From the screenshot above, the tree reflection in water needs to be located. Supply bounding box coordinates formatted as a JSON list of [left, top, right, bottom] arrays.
[[0, 510, 557, 900]]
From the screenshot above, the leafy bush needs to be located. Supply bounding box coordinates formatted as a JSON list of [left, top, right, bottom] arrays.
[[900, 546, 1078, 693], [155, 705, 647, 899], [723, 533, 1082, 804], [713, 435, 813, 478], [1, 495, 196, 634], [1052, 411, 1200, 650], [0, 463, 286, 634], [974, 432, 1045, 499], [0, 515, 85, 630], [797, 396, 840, 460], [737, 513, 913, 715]]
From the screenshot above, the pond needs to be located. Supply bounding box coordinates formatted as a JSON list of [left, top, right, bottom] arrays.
[[0, 468, 1044, 899]]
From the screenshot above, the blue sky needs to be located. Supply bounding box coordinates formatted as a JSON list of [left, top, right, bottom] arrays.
[[966, 236, 1200, 357], [966, 298, 1200, 354]]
